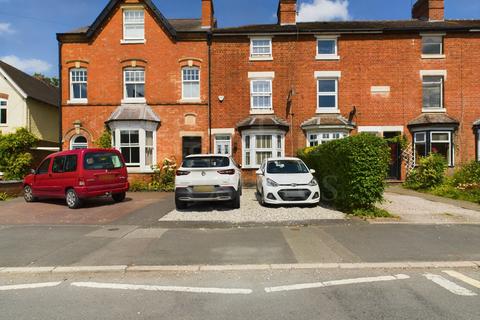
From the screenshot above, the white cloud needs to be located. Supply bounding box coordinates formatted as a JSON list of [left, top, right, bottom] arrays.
[[0, 22, 14, 35], [1, 55, 52, 74], [298, 0, 351, 22]]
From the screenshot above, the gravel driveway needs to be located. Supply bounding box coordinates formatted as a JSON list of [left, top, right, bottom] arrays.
[[160, 189, 346, 223], [379, 192, 480, 224]]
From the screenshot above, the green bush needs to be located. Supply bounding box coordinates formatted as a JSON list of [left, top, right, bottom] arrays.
[[404, 153, 447, 190], [352, 207, 392, 218], [96, 127, 113, 149], [0, 128, 38, 180], [0, 192, 9, 201], [451, 161, 480, 186], [129, 158, 177, 192], [298, 133, 390, 212]]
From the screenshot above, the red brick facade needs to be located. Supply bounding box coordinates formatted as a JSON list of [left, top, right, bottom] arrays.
[[58, 0, 480, 184]]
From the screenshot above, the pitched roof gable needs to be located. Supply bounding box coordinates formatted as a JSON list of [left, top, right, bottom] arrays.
[[0, 60, 59, 107]]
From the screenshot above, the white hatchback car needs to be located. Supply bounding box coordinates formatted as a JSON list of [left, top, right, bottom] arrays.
[[175, 154, 242, 209], [256, 157, 320, 206]]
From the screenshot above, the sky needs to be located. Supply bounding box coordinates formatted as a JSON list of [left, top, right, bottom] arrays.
[[0, 0, 478, 77]]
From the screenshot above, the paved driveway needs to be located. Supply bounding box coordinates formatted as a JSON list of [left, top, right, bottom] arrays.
[[0, 193, 172, 225]]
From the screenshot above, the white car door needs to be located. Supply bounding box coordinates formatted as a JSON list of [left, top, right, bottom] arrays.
[[256, 161, 266, 193]]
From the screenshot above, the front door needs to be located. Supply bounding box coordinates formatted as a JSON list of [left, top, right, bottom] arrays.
[[384, 132, 401, 180], [182, 137, 202, 160]]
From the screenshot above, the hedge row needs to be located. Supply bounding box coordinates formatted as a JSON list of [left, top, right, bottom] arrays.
[[298, 133, 390, 212]]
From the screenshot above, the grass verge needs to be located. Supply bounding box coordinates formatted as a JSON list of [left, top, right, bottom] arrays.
[[350, 207, 393, 218]]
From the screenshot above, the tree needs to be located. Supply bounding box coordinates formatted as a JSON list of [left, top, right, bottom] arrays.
[[0, 128, 39, 180], [33, 73, 59, 87]]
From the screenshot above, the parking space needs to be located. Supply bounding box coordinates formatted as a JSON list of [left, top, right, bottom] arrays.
[[0, 193, 171, 225]]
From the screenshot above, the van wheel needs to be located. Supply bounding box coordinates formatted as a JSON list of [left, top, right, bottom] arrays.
[[230, 191, 240, 209], [112, 192, 126, 203], [23, 185, 37, 203], [66, 189, 82, 209], [175, 197, 188, 210]]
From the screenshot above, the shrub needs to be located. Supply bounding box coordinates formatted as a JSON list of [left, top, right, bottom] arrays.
[[404, 153, 447, 190], [0, 128, 38, 180], [0, 192, 8, 201], [96, 127, 113, 149], [298, 133, 390, 212], [451, 161, 480, 186], [129, 158, 177, 192], [129, 180, 150, 192], [352, 207, 392, 218]]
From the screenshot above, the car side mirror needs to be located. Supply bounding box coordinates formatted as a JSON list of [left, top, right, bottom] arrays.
[[256, 170, 263, 176], [310, 169, 316, 174], [238, 164, 242, 169], [30, 169, 36, 175]]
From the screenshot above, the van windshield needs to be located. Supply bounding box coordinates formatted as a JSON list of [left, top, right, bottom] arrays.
[[84, 152, 124, 170], [182, 157, 230, 168], [267, 160, 309, 174]]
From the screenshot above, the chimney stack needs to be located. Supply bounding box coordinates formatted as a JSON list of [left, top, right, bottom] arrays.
[[201, 0, 216, 29], [412, 0, 444, 21], [278, 0, 297, 26]]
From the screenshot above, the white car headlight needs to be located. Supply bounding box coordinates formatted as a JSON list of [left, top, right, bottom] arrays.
[[267, 178, 279, 187], [308, 178, 318, 186]]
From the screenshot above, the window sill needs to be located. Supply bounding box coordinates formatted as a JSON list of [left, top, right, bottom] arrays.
[[121, 98, 146, 104], [422, 108, 446, 113], [421, 54, 445, 59], [250, 109, 274, 115], [121, 39, 146, 45], [316, 109, 340, 114], [249, 56, 273, 61], [127, 167, 154, 174], [315, 55, 340, 61], [179, 99, 202, 104], [67, 99, 88, 105], [242, 165, 261, 170]]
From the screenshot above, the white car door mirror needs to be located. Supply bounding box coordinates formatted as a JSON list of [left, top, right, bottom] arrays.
[[310, 169, 316, 174], [256, 170, 263, 176]]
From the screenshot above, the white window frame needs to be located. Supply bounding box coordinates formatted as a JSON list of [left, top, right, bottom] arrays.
[[422, 75, 444, 112], [122, 8, 145, 43], [123, 68, 146, 104], [242, 130, 285, 168], [181, 67, 201, 101], [430, 131, 452, 166], [110, 121, 157, 173], [0, 98, 7, 125], [250, 37, 273, 61], [413, 132, 427, 165], [421, 33, 445, 59], [214, 135, 232, 156], [316, 35, 339, 60], [70, 135, 88, 150], [307, 131, 346, 147], [250, 79, 273, 113], [316, 78, 339, 113], [69, 68, 88, 104]]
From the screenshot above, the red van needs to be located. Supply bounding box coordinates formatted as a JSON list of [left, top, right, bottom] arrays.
[[23, 149, 129, 209]]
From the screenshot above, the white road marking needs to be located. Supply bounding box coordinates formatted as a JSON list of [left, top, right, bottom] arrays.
[[264, 274, 410, 293], [443, 270, 480, 289], [0, 282, 62, 291], [424, 273, 477, 296], [71, 282, 252, 295]]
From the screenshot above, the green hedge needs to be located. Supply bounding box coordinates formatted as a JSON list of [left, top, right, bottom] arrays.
[[404, 153, 447, 190], [0, 128, 38, 180], [298, 133, 390, 212]]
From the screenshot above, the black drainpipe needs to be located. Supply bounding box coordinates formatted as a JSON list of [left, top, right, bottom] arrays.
[[207, 31, 212, 154], [57, 40, 63, 151]]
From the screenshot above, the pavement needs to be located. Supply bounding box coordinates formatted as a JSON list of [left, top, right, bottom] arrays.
[[1, 268, 480, 319]]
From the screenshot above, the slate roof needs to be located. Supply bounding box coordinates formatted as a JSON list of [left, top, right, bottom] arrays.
[[0, 60, 59, 107], [106, 104, 161, 123], [237, 115, 290, 132], [408, 113, 459, 127], [214, 20, 480, 35], [301, 115, 355, 130]]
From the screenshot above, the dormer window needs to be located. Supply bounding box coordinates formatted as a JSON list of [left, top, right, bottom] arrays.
[[123, 9, 145, 43], [421, 34, 445, 58], [250, 37, 273, 61]]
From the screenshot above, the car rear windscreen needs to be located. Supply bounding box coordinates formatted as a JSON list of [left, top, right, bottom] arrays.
[[182, 157, 230, 168], [84, 152, 124, 170], [267, 160, 309, 174]]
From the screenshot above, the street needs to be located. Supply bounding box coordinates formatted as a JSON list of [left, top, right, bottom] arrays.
[[1, 268, 480, 319]]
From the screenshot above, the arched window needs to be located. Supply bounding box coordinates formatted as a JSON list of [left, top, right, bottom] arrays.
[[70, 135, 88, 150]]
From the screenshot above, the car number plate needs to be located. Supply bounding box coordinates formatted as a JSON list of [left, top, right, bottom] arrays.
[[98, 174, 115, 182], [193, 185, 215, 193], [286, 190, 305, 197]]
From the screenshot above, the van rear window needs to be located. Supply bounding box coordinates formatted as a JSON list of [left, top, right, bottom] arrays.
[[182, 157, 230, 168], [84, 152, 124, 170]]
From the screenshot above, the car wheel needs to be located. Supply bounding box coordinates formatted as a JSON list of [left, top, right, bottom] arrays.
[[175, 197, 188, 210], [258, 188, 266, 207], [23, 185, 37, 203], [112, 192, 126, 203], [66, 188, 82, 209], [230, 190, 240, 209]]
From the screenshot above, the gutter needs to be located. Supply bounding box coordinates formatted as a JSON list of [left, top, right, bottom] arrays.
[[207, 31, 213, 154], [58, 41, 63, 151]]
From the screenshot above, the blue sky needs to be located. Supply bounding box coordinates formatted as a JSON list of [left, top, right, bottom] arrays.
[[0, 0, 478, 77]]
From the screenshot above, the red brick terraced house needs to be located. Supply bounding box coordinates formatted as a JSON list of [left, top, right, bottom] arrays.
[[57, 0, 215, 180], [58, 0, 480, 184]]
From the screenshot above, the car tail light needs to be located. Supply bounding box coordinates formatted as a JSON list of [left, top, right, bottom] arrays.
[[176, 170, 191, 176], [217, 169, 235, 175]]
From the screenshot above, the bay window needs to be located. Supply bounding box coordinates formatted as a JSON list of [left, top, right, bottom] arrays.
[[413, 130, 453, 166], [242, 131, 284, 168], [120, 130, 140, 167], [308, 132, 346, 147]]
